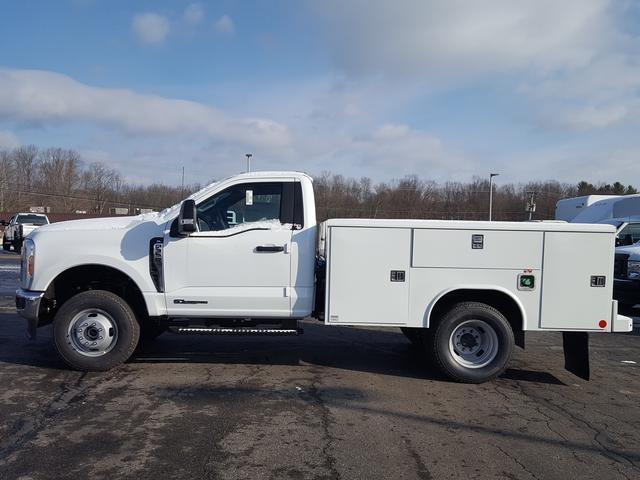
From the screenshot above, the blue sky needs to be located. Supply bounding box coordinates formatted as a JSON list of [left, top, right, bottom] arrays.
[[1, 0, 640, 186]]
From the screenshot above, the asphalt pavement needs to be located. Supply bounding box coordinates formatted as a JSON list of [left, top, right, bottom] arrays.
[[1, 252, 639, 480]]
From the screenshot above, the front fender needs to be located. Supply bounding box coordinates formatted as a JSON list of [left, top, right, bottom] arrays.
[[34, 254, 155, 294]]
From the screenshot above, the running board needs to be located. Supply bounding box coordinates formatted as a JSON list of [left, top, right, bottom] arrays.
[[171, 327, 302, 336]]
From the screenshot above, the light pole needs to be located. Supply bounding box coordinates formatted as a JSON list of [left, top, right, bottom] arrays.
[[489, 173, 499, 221], [245, 153, 253, 173]]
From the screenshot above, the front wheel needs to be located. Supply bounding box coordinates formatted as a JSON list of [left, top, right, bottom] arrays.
[[13, 240, 22, 254], [53, 290, 140, 371], [2, 242, 10, 251], [427, 302, 514, 383]]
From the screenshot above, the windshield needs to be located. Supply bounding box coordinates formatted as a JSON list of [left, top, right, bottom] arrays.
[[16, 214, 48, 225]]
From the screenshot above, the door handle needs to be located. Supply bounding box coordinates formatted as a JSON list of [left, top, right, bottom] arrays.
[[256, 245, 285, 252]]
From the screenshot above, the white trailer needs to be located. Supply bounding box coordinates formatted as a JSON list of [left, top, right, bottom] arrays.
[[15, 171, 632, 383]]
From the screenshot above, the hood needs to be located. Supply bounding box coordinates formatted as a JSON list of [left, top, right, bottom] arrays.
[[36, 213, 163, 233], [616, 243, 640, 258]]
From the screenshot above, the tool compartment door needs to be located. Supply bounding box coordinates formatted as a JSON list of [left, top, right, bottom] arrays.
[[326, 227, 411, 325], [540, 232, 614, 330]]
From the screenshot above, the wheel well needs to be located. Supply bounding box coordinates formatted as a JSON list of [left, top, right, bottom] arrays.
[[428, 289, 524, 334], [42, 265, 148, 325]]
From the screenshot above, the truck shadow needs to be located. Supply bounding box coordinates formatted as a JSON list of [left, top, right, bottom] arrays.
[[0, 313, 565, 385], [131, 322, 566, 386]]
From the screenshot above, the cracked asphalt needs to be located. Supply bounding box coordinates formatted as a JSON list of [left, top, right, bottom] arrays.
[[1, 252, 640, 479]]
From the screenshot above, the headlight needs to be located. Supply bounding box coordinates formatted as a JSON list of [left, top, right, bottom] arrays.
[[21, 238, 35, 288], [628, 260, 640, 280]]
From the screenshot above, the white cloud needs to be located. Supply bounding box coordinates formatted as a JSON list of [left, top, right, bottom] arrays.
[[0, 69, 290, 150], [0, 131, 19, 149], [213, 15, 235, 35], [309, 0, 640, 133], [132, 13, 170, 44], [311, 0, 614, 80], [327, 123, 471, 180], [183, 3, 204, 25]]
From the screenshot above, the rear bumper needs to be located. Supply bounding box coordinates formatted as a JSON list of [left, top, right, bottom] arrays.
[[15, 289, 44, 338]]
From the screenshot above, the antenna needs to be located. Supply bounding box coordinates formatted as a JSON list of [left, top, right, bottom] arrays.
[[245, 153, 253, 173]]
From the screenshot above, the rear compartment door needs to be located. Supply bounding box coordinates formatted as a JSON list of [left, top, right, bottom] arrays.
[[540, 231, 614, 330]]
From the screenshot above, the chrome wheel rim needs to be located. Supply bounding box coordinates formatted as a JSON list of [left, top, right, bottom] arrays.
[[67, 309, 118, 357], [449, 319, 499, 368]]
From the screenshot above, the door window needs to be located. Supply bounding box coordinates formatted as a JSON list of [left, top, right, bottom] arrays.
[[196, 182, 283, 232], [617, 223, 640, 245]]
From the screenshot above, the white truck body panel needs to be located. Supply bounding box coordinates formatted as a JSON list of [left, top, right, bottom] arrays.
[[324, 218, 618, 332], [163, 226, 293, 317]]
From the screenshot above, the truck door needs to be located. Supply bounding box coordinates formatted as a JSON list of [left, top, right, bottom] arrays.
[[163, 180, 294, 317]]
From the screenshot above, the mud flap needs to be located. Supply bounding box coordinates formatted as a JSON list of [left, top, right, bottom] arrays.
[[562, 332, 589, 380]]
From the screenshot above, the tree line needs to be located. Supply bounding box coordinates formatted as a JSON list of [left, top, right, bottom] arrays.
[[0, 145, 637, 221], [0, 146, 198, 215]]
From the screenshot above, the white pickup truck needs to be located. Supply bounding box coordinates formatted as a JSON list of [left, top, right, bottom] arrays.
[[3, 213, 50, 253], [16, 171, 632, 383]]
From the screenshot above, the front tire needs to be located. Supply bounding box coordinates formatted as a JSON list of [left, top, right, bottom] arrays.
[[427, 302, 514, 383], [53, 290, 140, 371], [13, 240, 22, 254], [2, 242, 10, 251]]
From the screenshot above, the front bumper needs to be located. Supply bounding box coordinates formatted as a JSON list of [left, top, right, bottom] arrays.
[[16, 288, 44, 339], [614, 278, 640, 306]]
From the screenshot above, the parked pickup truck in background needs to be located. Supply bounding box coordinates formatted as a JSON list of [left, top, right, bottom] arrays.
[[2, 213, 50, 253], [14, 171, 632, 383]]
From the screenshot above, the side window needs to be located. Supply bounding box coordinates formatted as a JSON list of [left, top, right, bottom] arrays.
[[196, 182, 283, 232], [618, 223, 640, 245]]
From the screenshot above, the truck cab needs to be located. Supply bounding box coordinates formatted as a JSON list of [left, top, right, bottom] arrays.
[[16, 172, 318, 364]]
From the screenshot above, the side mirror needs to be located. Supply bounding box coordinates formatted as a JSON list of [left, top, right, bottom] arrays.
[[178, 199, 197, 235], [0, 220, 6, 226]]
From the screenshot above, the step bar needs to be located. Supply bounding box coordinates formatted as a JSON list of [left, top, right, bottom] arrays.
[[170, 327, 302, 336]]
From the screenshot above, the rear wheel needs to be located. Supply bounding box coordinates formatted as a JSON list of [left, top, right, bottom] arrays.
[[53, 290, 140, 371], [427, 302, 514, 383]]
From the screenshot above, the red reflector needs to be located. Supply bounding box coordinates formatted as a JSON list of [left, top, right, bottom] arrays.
[[599, 320, 607, 329]]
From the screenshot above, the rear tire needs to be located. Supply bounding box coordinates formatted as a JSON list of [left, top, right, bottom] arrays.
[[427, 302, 514, 383], [53, 290, 140, 371]]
